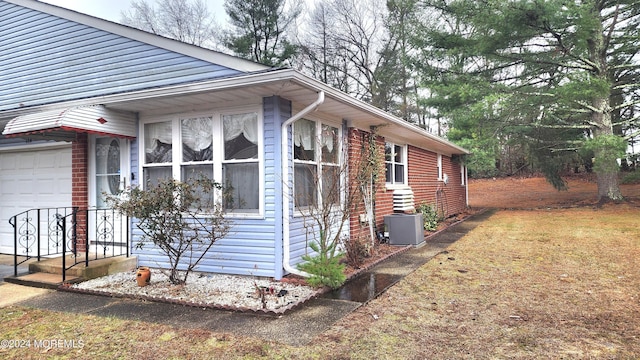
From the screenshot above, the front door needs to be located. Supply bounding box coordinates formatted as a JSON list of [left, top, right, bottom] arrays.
[[95, 137, 128, 207], [90, 137, 130, 256]]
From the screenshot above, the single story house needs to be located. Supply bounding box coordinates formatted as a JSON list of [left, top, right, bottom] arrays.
[[0, 0, 469, 279]]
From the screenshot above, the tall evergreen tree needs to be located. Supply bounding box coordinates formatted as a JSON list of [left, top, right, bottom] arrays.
[[377, 0, 419, 122], [417, 0, 640, 201], [224, 0, 301, 66]]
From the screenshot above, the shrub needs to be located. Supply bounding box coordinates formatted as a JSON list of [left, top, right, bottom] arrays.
[[341, 235, 370, 269], [418, 203, 439, 231], [107, 176, 231, 285], [297, 241, 346, 289], [621, 171, 640, 184]]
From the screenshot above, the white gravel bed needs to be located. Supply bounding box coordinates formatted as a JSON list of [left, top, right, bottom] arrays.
[[71, 269, 318, 312]]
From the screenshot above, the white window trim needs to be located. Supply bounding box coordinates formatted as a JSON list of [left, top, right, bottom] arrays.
[[292, 118, 343, 216], [138, 106, 264, 219], [384, 142, 408, 189], [437, 153, 443, 181]]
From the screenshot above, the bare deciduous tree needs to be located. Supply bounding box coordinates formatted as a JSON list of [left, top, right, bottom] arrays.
[[120, 0, 220, 49], [295, 0, 428, 126]]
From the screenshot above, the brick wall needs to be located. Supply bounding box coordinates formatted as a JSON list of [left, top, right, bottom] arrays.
[[408, 145, 467, 217], [71, 133, 88, 251], [347, 127, 468, 241], [442, 155, 467, 214]]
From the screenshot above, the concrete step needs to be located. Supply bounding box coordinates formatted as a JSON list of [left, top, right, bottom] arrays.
[[29, 254, 137, 278], [4, 255, 136, 289], [4, 272, 81, 289]]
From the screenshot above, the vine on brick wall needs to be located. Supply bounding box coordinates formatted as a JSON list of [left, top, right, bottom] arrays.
[[354, 125, 385, 252]]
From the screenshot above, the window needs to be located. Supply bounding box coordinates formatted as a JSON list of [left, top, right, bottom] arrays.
[[141, 109, 261, 215], [181, 117, 214, 205], [385, 142, 406, 185], [437, 153, 443, 180], [143, 121, 173, 187], [321, 124, 340, 206], [222, 112, 259, 213], [293, 119, 341, 210]]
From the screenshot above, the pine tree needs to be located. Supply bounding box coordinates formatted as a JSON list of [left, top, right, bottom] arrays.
[[416, 0, 640, 201]]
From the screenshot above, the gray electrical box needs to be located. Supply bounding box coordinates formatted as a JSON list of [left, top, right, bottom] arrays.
[[384, 213, 424, 246]]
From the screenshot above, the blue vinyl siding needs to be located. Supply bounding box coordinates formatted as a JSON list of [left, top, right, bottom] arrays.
[[0, 2, 242, 111], [129, 137, 139, 188], [265, 96, 290, 279]]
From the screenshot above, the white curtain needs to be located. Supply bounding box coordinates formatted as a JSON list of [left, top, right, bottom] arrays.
[[223, 163, 259, 211], [294, 119, 315, 151], [145, 121, 172, 163], [321, 125, 336, 154], [223, 113, 258, 144], [182, 117, 213, 151], [145, 122, 171, 147]]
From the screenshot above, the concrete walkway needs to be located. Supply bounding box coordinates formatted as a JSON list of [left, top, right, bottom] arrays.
[[0, 210, 493, 346]]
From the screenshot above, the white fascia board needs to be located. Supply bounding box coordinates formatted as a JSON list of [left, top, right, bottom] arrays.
[[7, 0, 269, 73]]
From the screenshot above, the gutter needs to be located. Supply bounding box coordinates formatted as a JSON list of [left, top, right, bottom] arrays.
[[281, 91, 325, 277]]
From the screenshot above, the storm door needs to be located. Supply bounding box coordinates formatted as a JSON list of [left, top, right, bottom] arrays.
[[91, 137, 129, 256]]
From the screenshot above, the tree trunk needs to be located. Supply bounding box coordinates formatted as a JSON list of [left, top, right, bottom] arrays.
[[591, 114, 623, 202], [595, 167, 622, 203], [587, 4, 623, 203]]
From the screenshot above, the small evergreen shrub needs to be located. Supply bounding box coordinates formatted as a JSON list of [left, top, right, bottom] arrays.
[[297, 241, 346, 289], [418, 203, 439, 231]]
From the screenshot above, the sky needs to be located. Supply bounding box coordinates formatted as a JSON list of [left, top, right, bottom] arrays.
[[39, 0, 227, 24]]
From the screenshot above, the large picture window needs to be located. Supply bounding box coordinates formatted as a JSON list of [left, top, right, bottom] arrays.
[[293, 119, 341, 210], [385, 142, 406, 185], [141, 109, 262, 216]]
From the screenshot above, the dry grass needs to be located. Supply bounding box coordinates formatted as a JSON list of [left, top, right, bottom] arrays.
[[306, 206, 640, 359], [1, 177, 640, 359]]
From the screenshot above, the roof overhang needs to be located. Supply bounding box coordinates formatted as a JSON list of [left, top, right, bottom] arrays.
[[2, 105, 136, 141], [0, 69, 468, 156]]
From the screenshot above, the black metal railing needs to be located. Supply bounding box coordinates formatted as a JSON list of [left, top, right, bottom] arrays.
[[10, 207, 130, 282]]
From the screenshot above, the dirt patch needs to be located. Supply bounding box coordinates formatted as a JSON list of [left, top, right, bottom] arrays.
[[469, 176, 640, 209]]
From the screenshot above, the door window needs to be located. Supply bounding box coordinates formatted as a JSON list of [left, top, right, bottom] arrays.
[[96, 138, 122, 208]]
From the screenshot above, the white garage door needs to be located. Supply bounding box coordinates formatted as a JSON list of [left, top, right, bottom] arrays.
[[0, 144, 72, 254]]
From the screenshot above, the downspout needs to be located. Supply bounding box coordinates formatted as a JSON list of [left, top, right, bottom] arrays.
[[281, 91, 325, 277], [465, 165, 469, 208]]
